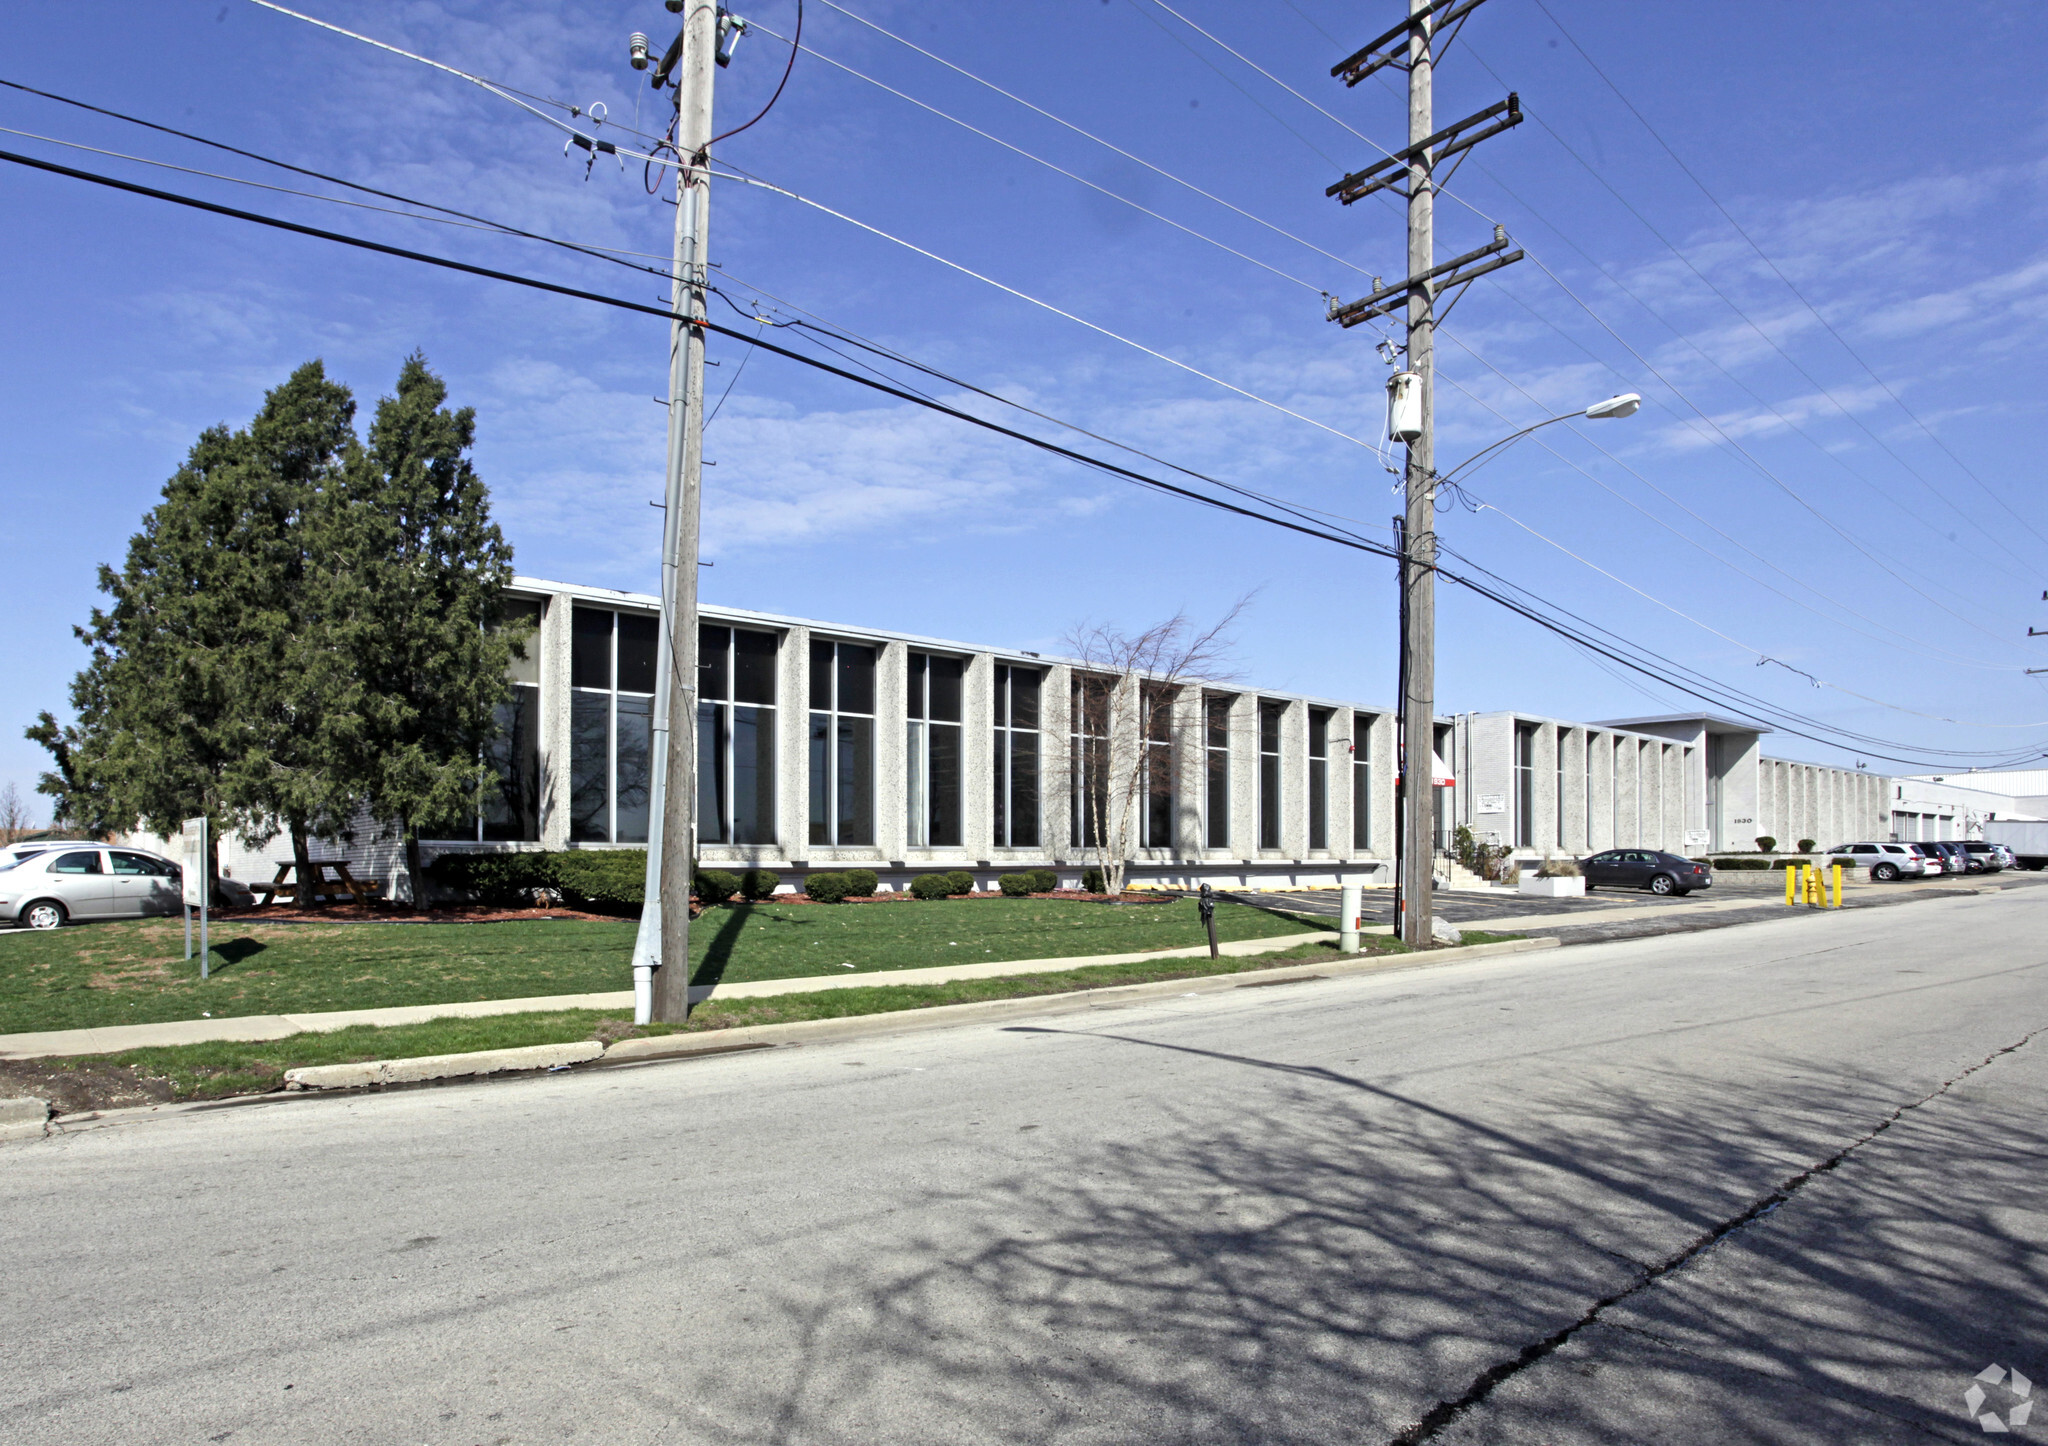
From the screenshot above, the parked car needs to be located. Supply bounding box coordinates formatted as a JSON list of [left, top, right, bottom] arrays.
[[1962, 840, 2008, 873], [0, 843, 186, 928], [1582, 849, 1713, 896], [1903, 843, 1946, 875], [1933, 841, 1980, 875], [1824, 842, 1930, 881]]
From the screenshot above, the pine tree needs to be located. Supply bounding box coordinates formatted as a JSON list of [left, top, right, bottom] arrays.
[[28, 362, 362, 897], [328, 354, 522, 904]]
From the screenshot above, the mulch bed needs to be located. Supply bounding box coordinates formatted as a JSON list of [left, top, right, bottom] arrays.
[[220, 891, 1176, 922], [214, 902, 627, 925]]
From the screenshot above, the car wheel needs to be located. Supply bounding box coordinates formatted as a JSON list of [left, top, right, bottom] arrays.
[[1648, 873, 1676, 896], [1873, 863, 1899, 882], [21, 899, 67, 930]]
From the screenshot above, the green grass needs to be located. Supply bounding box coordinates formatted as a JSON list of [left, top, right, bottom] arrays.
[[0, 898, 1325, 1035], [24, 928, 1526, 1106]]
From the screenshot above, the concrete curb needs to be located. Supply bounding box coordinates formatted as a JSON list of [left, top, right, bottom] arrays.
[[284, 1041, 603, 1091], [0, 1096, 50, 1142], [292, 936, 1560, 1087]]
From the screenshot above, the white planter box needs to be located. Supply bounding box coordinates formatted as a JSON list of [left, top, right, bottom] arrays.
[[1517, 875, 1584, 898]]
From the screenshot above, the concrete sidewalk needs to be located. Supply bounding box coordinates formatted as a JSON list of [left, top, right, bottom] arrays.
[[0, 928, 1334, 1060]]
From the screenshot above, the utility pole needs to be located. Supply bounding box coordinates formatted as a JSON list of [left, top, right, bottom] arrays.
[[1326, 0, 1523, 947], [630, 0, 721, 1022], [1399, 0, 1437, 949]]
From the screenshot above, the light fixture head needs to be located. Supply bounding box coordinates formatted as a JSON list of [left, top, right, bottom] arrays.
[[1584, 392, 1641, 420], [628, 31, 651, 69], [665, 0, 685, 12], [716, 10, 747, 66]]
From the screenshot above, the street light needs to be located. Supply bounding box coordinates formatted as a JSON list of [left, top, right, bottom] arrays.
[[1432, 393, 1640, 491], [1386, 390, 1640, 946]]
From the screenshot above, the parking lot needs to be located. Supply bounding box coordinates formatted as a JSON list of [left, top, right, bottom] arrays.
[[1220, 865, 2045, 947]]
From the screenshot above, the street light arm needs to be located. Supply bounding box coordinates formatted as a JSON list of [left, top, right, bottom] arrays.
[[1433, 393, 1640, 488]]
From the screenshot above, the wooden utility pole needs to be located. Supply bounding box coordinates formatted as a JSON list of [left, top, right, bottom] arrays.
[[1325, 0, 1523, 947], [1398, 0, 1437, 948], [632, 0, 719, 1023]]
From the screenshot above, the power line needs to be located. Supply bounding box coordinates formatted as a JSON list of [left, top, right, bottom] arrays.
[[749, 18, 1337, 295], [1447, 50, 2042, 579], [705, 157, 1393, 455], [6, 145, 2029, 769], [242, 0, 668, 162], [811, 0, 1378, 281], [0, 78, 676, 279], [1529, 0, 2048, 554], [711, 0, 804, 146]]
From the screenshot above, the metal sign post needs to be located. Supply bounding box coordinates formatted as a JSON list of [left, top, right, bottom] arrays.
[[180, 817, 209, 979]]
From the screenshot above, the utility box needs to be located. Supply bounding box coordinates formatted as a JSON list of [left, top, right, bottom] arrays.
[[1385, 371, 1423, 443]]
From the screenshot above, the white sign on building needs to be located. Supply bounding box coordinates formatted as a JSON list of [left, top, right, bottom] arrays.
[[1476, 794, 1506, 815]]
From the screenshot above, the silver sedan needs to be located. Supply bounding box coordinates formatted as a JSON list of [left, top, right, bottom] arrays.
[[0, 845, 185, 928]]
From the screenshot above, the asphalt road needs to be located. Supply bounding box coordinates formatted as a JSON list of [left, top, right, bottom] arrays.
[[3, 888, 2044, 1445]]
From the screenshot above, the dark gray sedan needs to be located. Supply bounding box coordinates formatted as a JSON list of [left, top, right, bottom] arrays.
[[1582, 849, 1713, 897]]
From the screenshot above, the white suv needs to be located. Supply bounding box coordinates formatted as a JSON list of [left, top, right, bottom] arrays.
[[1826, 842, 1929, 881]]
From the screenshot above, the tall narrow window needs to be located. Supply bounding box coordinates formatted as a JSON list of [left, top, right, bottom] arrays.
[[1141, 685, 1176, 849], [699, 624, 778, 845], [906, 652, 963, 847], [1556, 732, 1567, 848], [1514, 723, 1536, 849], [1434, 723, 1455, 853], [993, 664, 1041, 848], [567, 606, 656, 843], [808, 639, 875, 846], [1307, 709, 1332, 851], [1258, 700, 1285, 850], [476, 597, 543, 842], [1205, 695, 1232, 849], [1351, 712, 1373, 851], [1070, 675, 1111, 847]]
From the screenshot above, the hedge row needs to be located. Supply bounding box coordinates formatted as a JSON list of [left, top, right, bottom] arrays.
[[425, 849, 647, 909]]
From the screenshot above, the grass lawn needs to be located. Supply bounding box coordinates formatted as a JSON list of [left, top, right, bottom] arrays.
[[0, 897, 1326, 1035], [5, 929, 1524, 1109]]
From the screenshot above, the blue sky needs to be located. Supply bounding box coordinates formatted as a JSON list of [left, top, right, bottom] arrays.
[[5, 0, 2048, 822]]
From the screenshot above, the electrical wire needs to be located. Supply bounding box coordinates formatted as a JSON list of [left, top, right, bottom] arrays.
[[710, 0, 802, 146], [1448, 50, 2042, 579], [0, 78, 679, 280], [7, 146, 2034, 768], [1529, 0, 2048, 554], [704, 157, 1392, 455], [810, 0, 1379, 283], [749, 18, 1335, 296], [243, 0, 669, 163]]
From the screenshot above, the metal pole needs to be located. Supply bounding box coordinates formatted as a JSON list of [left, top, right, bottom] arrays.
[[1339, 881, 1362, 953], [1400, 0, 1437, 948], [635, 1, 718, 1025], [1199, 882, 1219, 959], [200, 891, 209, 980], [1392, 513, 1407, 934]]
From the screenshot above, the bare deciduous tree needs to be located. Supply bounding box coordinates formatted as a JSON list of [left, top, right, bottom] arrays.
[[0, 781, 35, 845], [1061, 599, 1250, 898]]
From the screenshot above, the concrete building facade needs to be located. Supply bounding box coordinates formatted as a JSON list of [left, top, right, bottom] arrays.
[[159, 577, 1901, 893]]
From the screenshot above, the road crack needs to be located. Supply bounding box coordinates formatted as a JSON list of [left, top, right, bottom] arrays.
[[1387, 1022, 2048, 1445]]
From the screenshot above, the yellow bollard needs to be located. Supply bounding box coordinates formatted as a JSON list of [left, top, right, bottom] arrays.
[[1785, 864, 1796, 905], [1832, 862, 1844, 908]]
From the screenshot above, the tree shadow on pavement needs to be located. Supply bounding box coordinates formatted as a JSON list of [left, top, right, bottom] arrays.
[[666, 1030, 2048, 1446]]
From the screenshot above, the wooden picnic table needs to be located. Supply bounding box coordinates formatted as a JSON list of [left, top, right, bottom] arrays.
[[249, 859, 383, 907]]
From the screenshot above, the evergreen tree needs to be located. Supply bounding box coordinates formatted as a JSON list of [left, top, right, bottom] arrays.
[[28, 362, 362, 897], [329, 354, 522, 904]]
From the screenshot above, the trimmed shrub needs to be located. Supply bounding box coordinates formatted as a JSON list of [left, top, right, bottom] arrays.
[[804, 871, 850, 903], [1536, 854, 1580, 878], [1755, 836, 1778, 853], [944, 869, 976, 895], [1026, 868, 1058, 893], [738, 868, 781, 901], [693, 867, 742, 905], [998, 872, 1036, 897], [910, 872, 955, 900], [842, 868, 879, 898], [423, 850, 552, 905], [1706, 857, 1772, 870], [550, 850, 647, 909], [1796, 838, 1817, 854], [1082, 867, 1107, 894]]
